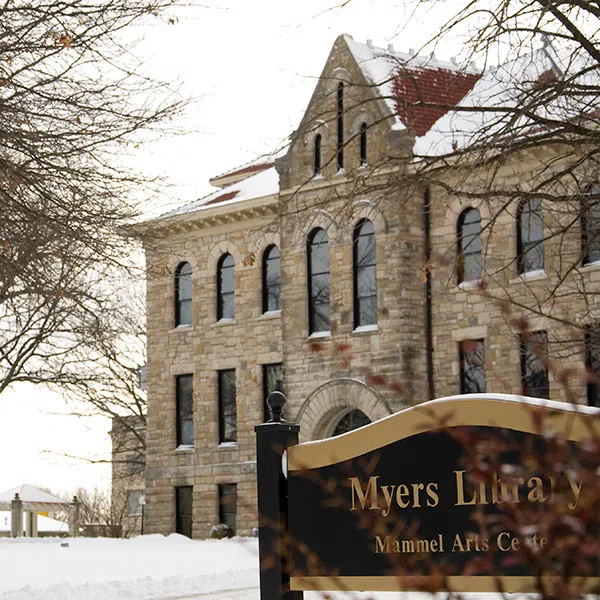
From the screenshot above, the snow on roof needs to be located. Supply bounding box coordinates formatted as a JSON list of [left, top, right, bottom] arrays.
[[0, 484, 67, 507], [0, 511, 67, 533], [344, 35, 481, 135], [162, 166, 279, 219], [209, 148, 287, 188], [414, 46, 598, 156]]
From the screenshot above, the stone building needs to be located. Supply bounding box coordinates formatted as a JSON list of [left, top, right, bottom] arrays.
[[141, 35, 600, 537]]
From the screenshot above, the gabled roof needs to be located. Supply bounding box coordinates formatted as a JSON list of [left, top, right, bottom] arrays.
[[344, 35, 481, 136], [161, 166, 279, 219], [0, 484, 69, 511], [209, 148, 286, 189]]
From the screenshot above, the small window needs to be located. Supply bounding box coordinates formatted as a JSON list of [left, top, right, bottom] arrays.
[[359, 122, 367, 166], [582, 185, 600, 265], [218, 484, 237, 533], [457, 209, 482, 283], [520, 331, 549, 398], [127, 490, 144, 517], [175, 262, 192, 327], [176, 375, 194, 447], [314, 134, 322, 175], [175, 486, 193, 538], [585, 326, 600, 406], [332, 409, 371, 437], [337, 83, 344, 171], [307, 228, 330, 334], [218, 369, 237, 443], [217, 254, 235, 320], [517, 199, 544, 274], [263, 363, 283, 422], [262, 245, 281, 313], [459, 339, 486, 393], [353, 220, 377, 328]]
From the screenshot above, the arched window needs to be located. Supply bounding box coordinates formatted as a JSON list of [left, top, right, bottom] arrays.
[[332, 409, 371, 437], [582, 184, 600, 265], [217, 253, 235, 320], [359, 122, 367, 166], [353, 220, 377, 328], [314, 134, 322, 176], [517, 198, 544, 274], [262, 245, 281, 313], [337, 83, 344, 171], [175, 262, 192, 327], [457, 208, 482, 283], [307, 228, 330, 334]]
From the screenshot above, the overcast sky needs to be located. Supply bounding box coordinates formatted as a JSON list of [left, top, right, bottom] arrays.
[[0, 0, 466, 496]]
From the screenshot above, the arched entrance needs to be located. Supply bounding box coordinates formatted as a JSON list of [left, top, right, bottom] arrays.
[[296, 378, 393, 442]]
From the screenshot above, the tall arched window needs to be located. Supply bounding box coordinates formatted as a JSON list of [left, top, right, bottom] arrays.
[[359, 122, 367, 166], [307, 228, 330, 334], [517, 198, 544, 274], [314, 134, 322, 176], [262, 245, 281, 313], [217, 253, 235, 320], [582, 184, 600, 265], [353, 219, 377, 328], [457, 208, 482, 283], [337, 83, 344, 171], [175, 262, 192, 327]]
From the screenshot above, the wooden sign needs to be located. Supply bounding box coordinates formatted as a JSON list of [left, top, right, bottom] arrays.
[[286, 395, 600, 593]]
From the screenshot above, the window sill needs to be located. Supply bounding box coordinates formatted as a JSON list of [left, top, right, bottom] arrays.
[[510, 270, 548, 284], [169, 325, 194, 334], [308, 331, 331, 340], [458, 279, 482, 290], [217, 442, 238, 449], [352, 324, 378, 335], [214, 318, 236, 326], [175, 445, 194, 452], [579, 260, 600, 273], [258, 310, 281, 321]]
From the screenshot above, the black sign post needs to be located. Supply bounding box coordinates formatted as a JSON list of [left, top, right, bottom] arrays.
[[255, 392, 303, 600]]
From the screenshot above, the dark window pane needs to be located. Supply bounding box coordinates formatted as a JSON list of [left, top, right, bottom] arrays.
[[518, 199, 544, 274], [217, 254, 235, 320], [176, 375, 194, 446], [354, 220, 377, 328], [263, 363, 283, 422], [586, 327, 600, 406], [460, 339, 486, 394], [520, 331, 549, 398], [218, 370, 237, 443], [218, 484, 237, 533], [332, 409, 371, 437], [314, 134, 322, 175], [360, 122, 368, 166], [458, 209, 482, 283], [308, 229, 330, 333], [583, 187, 600, 265], [337, 82, 344, 170], [176, 486, 193, 538], [175, 262, 193, 326], [263, 245, 281, 312]]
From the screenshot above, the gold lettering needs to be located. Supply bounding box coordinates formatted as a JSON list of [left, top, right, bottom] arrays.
[[380, 485, 396, 517], [568, 477, 582, 510], [401, 539, 415, 553], [415, 539, 430, 552], [497, 532, 511, 551], [349, 476, 379, 511], [411, 483, 425, 508], [375, 535, 389, 553], [430, 538, 438, 552], [396, 484, 410, 508], [527, 477, 546, 503], [491, 472, 508, 503], [508, 477, 525, 503], [454, 470, 477, 506], [426, 482, 439, 507], [393, 540, 400, 552], [452, 534, 466, 552]]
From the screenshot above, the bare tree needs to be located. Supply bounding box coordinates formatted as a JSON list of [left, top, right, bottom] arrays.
[[0, 0, 186, 395]]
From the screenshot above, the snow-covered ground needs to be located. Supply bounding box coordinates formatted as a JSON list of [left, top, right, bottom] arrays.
[[0, 535, 405, 599]]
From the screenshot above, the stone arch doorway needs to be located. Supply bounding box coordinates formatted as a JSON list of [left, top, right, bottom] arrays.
[[296, 378, 393, 442]]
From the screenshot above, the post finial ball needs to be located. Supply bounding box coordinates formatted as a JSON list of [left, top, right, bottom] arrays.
[[267, 391, 286, 423]]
